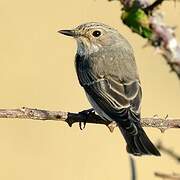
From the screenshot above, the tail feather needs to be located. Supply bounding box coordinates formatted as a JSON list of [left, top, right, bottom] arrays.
[[120, 125, 161, 156]]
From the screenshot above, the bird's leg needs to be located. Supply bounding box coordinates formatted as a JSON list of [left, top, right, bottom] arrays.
[[78, 108, 95, 130]]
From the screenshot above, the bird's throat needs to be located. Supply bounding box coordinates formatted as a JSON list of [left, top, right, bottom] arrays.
[[76, 39, 101, 57]]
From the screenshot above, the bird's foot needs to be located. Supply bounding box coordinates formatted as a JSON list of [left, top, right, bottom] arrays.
[[107, 121, 118, 133], [78, 108, 95, 130]]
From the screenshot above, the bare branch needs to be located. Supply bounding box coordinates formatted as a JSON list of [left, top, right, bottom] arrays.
[[144, 0, 164, 14], [154, 143, 180, 179], [155, 172, 180, 179], [0, 107, 180, 132], [157, 142, 180, 162]]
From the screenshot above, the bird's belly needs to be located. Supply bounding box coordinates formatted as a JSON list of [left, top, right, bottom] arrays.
[[85, 92, 113, 122]]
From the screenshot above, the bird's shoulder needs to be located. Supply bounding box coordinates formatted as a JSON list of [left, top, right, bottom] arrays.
[[100, 45, 138, 79]]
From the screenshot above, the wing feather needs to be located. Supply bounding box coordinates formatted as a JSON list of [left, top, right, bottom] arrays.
[[75, 54, 142, 121]]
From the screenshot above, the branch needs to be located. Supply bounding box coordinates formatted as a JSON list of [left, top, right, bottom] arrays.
[[144, 0, 164, 14], [157, 142, 180, 162], [154, 143, 180, 179], [0, 107, 180, 132], [155, 172, 180, 179]]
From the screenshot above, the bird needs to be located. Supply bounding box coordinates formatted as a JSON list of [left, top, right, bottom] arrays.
[[58, 22, 160, 156]]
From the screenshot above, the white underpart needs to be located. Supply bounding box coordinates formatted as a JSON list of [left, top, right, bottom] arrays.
[[77, 39, 101, 56]]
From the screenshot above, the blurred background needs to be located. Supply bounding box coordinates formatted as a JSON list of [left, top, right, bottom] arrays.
[[0, 0, 180, 179]]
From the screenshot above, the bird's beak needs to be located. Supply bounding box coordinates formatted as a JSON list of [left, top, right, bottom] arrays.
[[58, 29, 76, 37]]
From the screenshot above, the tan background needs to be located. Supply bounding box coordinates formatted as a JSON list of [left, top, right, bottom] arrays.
[[0, 0, 180, 179]]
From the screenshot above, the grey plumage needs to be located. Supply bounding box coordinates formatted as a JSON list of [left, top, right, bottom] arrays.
[[59, 22, 160, 156]]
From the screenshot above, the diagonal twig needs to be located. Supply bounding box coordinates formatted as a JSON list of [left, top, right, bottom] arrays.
[[144, 0, 164, 14], [157, 142, 180, 162], [155, 172, 180, 179], [155, 142, 180, 179]]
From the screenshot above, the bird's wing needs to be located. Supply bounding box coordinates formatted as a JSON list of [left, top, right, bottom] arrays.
[[75, 54, 142, 122], [85, 76, 142, 122]]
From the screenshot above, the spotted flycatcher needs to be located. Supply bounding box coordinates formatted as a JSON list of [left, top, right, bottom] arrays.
[[59, 22, 160, 156]]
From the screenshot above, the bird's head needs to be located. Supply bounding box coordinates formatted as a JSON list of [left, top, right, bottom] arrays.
[[58, 22, 128, 55]]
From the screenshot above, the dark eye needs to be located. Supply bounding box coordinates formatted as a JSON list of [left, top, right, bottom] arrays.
[[92, 30, 101, 37]]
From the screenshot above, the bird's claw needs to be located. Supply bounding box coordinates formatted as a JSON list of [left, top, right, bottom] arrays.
[[107, 121, 118, 133], [78, 108, 95, 130], [79, 121, 86, 130]]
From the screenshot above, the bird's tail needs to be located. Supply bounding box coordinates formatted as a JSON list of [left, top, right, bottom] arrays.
[[119, 124, 160, 156]]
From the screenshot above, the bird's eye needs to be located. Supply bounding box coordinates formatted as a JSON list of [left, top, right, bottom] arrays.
[[92, 30, 101, 37]]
